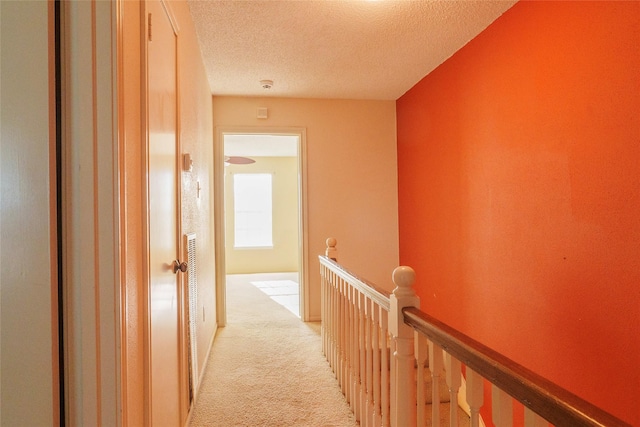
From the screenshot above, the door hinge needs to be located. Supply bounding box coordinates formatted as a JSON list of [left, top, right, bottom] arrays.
[[148, 13, 152, 41]]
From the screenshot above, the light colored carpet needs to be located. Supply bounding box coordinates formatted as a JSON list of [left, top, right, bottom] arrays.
[[188, 275, 358, 427]]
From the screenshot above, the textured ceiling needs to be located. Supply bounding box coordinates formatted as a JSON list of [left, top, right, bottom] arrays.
[[188, 0, 516, 100]]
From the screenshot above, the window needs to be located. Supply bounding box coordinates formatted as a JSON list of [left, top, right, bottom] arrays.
[[233, 173, 273, 248]]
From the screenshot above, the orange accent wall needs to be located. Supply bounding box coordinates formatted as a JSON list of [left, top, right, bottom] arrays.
[[396, 1, 639, 424]]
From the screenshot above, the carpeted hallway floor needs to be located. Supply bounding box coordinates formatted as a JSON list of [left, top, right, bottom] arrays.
[[188, 273, 358, 427]]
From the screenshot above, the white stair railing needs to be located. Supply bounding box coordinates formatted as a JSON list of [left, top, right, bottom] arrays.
[[321, 238, 393, 426], [321, 238, 448, 427], [320, 237, 632, 427], [321, 239, 464, 427]]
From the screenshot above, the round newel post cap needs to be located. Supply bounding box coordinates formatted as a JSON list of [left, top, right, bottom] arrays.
[[392, 266, 416, 289], [325, 237, 338, 261]]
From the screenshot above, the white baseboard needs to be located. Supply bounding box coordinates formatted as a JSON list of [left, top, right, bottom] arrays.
[[189, 323, 219, 408]]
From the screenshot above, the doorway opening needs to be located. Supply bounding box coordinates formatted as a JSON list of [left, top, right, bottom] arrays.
[[214, 128, 308, 325]]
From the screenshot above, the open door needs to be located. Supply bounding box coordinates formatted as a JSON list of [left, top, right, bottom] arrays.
[[146, 0, 186, 425], [214, 128, 309, 325]]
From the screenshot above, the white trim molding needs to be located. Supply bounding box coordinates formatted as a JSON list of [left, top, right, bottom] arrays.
[[61, 1, 121, 424]]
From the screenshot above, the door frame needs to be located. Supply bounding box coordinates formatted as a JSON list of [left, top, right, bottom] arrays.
[[59, 0, 121, 424], [214, 126, 309, 324]]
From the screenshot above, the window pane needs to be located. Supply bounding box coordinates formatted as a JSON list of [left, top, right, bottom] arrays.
[[233, 173, 273, 248]]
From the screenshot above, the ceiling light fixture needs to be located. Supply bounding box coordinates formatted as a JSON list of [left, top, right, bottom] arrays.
[[224, 156, 256, 166]]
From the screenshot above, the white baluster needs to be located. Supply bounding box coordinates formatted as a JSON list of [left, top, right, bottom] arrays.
[[350, 285, 358, 414], [323, 237, 337, 365], [347, 286, 352, 396], [324, 265, 329, 357], [338, 279, 347, 394], [492, 385, 513, 427], [372, 304, 382, 427], [334, 277, 340, 378], [429, 341, 444, 425], [331, 270, 337, 373], [327, 268, 331, 361], [389, 266, 419, 427], [445, 353, 461, 427], [343, 278, 350, 393], [328, 270, 333, 363], [414, 333, 428, 427], [380, 310, 390, 427], [359, 292, 366, 423], [524, 408, 548, 427], [335, 274, 340, 376], [466, 368, 484, 427], [336, 277, 344, 384], [389, 334, 397, 425], [366, 298, 375, 427], [343, 280, 350, 400], [321, 263, 326, 356]]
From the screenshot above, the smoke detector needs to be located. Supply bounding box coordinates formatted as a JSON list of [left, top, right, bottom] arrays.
[[260, 80, 274, 90]]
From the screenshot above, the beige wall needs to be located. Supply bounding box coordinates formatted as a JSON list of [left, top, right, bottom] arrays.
[[214, 97, 399, 320], [225, 157, 299, 274], [0, 2, 58, 424], [173, 0, 217, 390]]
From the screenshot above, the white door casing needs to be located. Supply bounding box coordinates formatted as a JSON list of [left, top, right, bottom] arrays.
[[213, 127, 309, 324]]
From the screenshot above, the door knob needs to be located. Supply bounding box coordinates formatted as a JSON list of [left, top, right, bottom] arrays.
[[172, 259, 188, 274]]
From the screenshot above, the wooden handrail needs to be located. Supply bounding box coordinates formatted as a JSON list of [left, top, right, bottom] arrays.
[[402, 307, 631, 427]]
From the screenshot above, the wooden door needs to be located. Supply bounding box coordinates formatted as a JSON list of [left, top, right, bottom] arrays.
[[147, 1, 182, 425]]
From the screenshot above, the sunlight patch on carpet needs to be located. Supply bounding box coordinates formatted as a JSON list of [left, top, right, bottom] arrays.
[[251, 279, 299, 317]]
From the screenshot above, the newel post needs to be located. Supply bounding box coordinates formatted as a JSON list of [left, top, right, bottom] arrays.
[[325, 237, 338, 261], [389, 266, 419, 427], [321, 237, 338, 362]]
